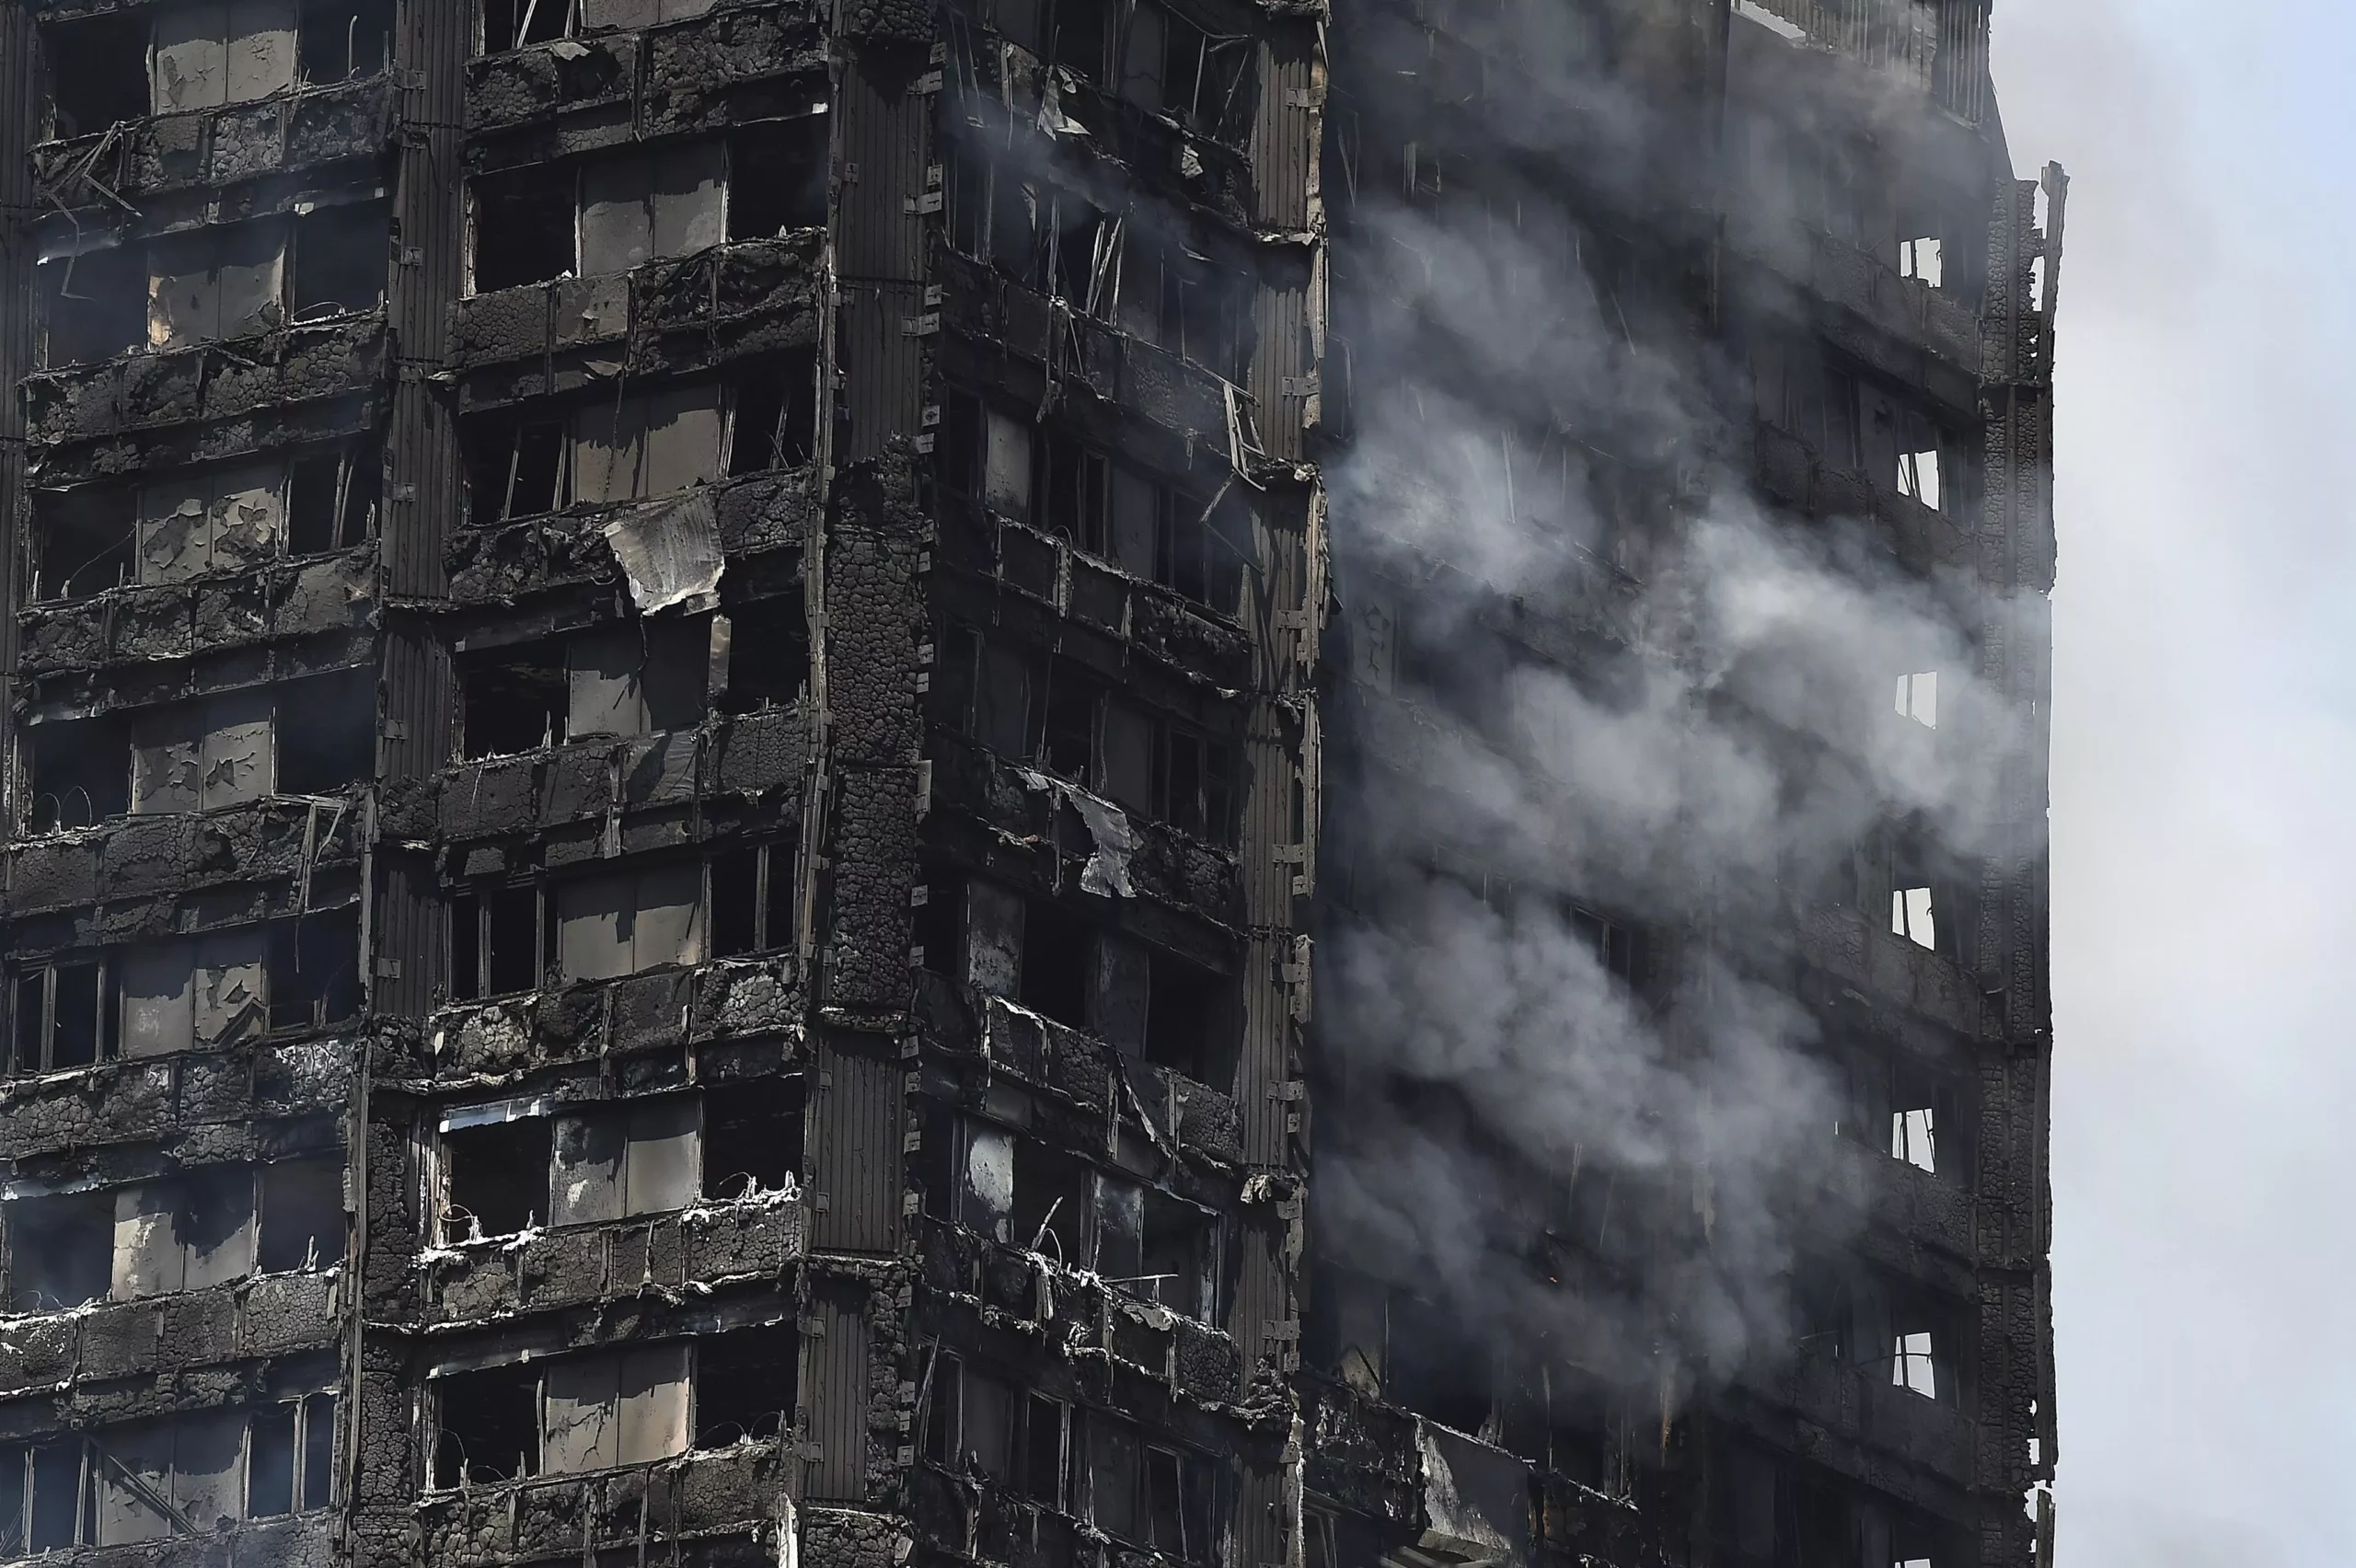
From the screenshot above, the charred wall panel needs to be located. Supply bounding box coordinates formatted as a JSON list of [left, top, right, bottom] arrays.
[[802, 1276, 873, 1503], [1250, 29, 1319, 233], [832, 51, 934, 285], [811, 1033, 907, 1255], [386, 0, 467, 599]]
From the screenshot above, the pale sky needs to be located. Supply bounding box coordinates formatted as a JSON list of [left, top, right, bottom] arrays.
[[1994, 2, 2356, 1562]]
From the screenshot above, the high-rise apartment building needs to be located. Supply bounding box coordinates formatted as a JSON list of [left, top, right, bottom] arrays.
[[0, 1, 2056, 1565]]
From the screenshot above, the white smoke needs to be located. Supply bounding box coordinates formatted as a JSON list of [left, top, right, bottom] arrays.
[[1311, 20, 2030, 1395]]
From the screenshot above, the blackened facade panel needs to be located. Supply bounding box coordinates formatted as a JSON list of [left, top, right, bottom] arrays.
[[836, 280, 930, 462], [833, 53, 933, 284], [1249, 31, 1317, 233], [803, 1276, 874, 1503], [811, 1032, 907, 1254]]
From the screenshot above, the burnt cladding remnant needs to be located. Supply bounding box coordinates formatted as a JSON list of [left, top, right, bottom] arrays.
[[0, 0, 2056, 1564]]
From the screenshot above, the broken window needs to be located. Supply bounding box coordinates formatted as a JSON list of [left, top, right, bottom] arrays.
[[1750, 332, 1860, 471], [440, 1104, 552, 1239], [38, 245, 147, 367], [1891, 884, 1936, 951], [289, 201, 389, 321], [555, 861, 705, 980], [40, 13, 151, 137], [435, 1333, 767, 1489], [709, 841, 796, 959], [1086, 1417, 1212, 1555], [725, 116, 830, 239], [433, 1364, 540, 1485], [29, 712, 133, 830], [288, 439, 382, 553], [258, 1159, 346, 1272], [151, 0, 299, 115], [1145, 949, 1218, 1080], [297, 0, 394, 80], [689, 1324, 798, 1448], [457, 617, 712, 756], [564, 619, 711, 737], [278, 671, 376, 795], [1153, 721, 1234, 841], [40, 444, 376, 595], [724, 351, 820, 476], [1121, 2, 1251, 139], [1899, 235, 1944, 288], [701, 1077, 803, 1198], [957, 1119, 1016, 1243], [1018, 896, 1091, 1030], [1114, 232, 1242, 377], [571, 382, 727, 505], [714, 599, 811, 713], [31, 487, 137, 602], [470, 166, 578, 292], [263, 912, 364, 1034], [449, 883, 547, 1000], [472, 137, 741, 294], [247, 1392, 338, 1516], [6, 1192, 115, 1312], [579, 142, 726, 274], [109, 1169, 257, 1300], [481, 0, 717, 50], [147, 217, 290, 349], [1021, 1393, 1068, 1508], [10, 957, 118, 1074], [921, 1353, 1014, 1481], [1011, 1137, 1091, 1263], [1138, 1190, 1214, 1318], [1567, 901, 1642, 985], [1385, 1291, 1494, 1435], [549, 1097, 700, 1225]]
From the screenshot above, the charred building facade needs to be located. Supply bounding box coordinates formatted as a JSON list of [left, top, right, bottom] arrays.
[[0, 0, 2055, 1566]]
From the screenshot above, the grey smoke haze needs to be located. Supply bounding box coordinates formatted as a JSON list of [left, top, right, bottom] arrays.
[[1312, 17, 2038, 1392]]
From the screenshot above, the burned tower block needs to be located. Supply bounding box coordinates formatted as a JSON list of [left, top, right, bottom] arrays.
[[0, 0, 2054, 1565]]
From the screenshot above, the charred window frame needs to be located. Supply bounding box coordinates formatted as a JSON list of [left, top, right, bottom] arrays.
[[36, 243, 148, 368], [7, 958, 119, 1077], [456, 617, 717, 758], [9, 917, 360, 1078], [1, 1159, 347, 1314], [38, 12, 149, 138], [934, 393, 1248, 615], [1117, 1, 1252, 140], [31, 442, 381, 603], [296, 0, 396, 84], [429, 1326, 799, 1489], [0, 1395, 341, 1550], [448, 847, 788, 1001], [462, 375, 781, 525], [709, 841, 797, 961], [1085, 1414, 1216, 1558], [725, 115, 831, 240], [480, 0, 733, 52], [447, 883, 553, 1001], [470, 133, 758, 292], [26, 671, 374, 833], [939, 135, 1114, 309]]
